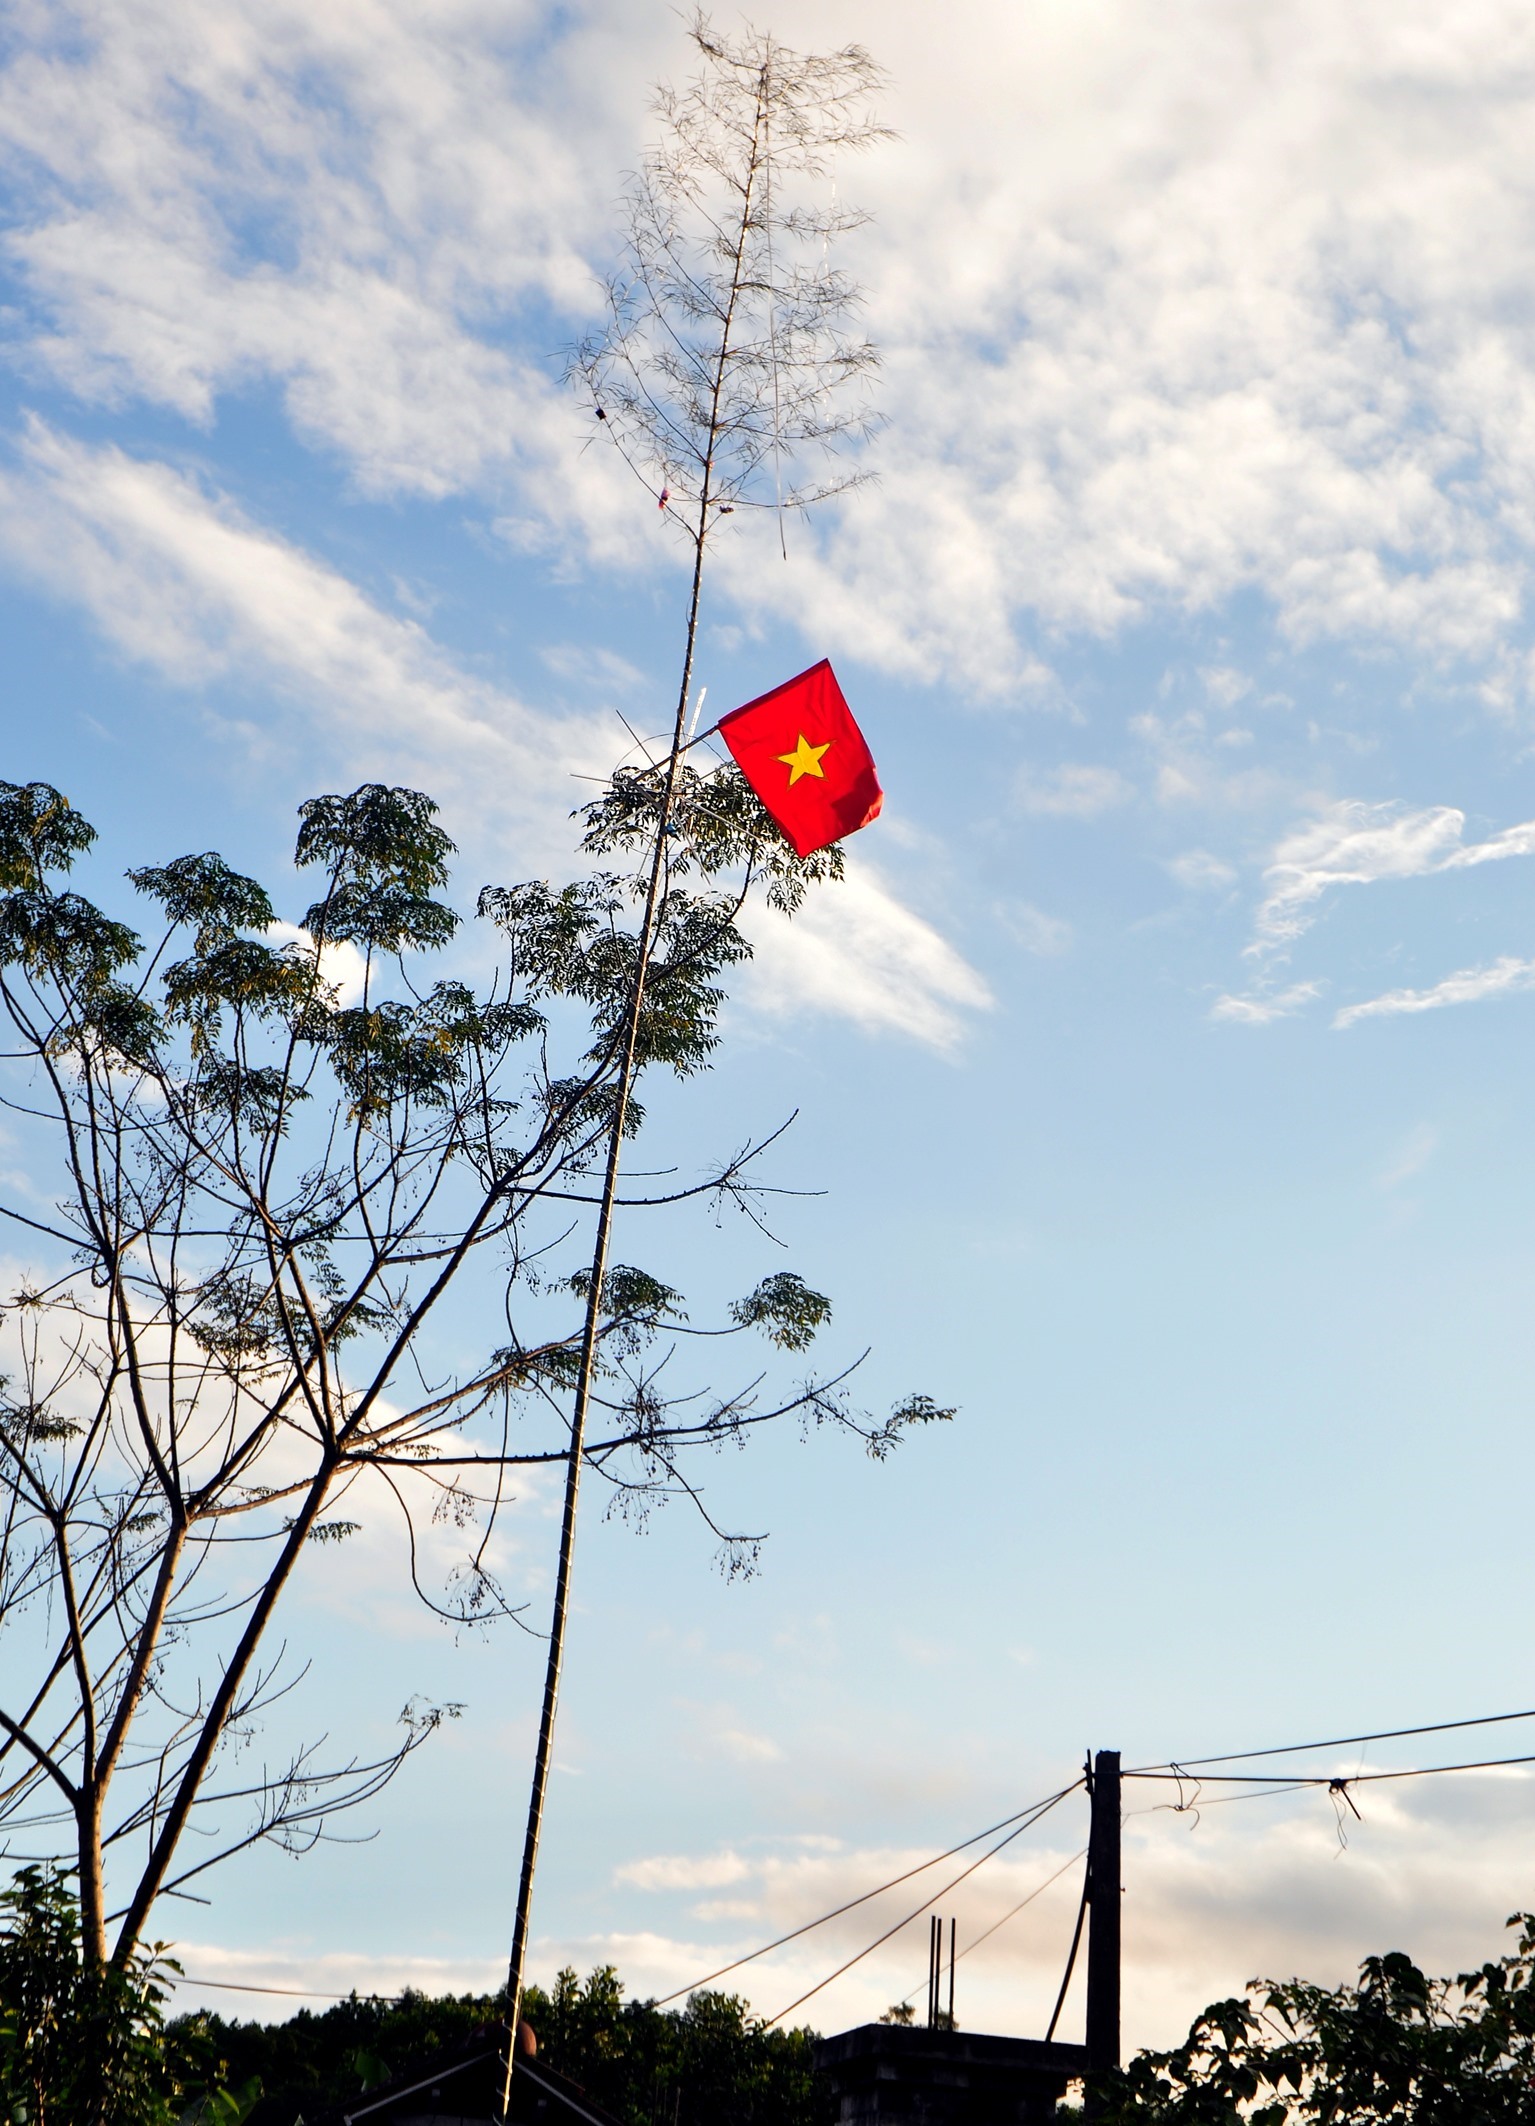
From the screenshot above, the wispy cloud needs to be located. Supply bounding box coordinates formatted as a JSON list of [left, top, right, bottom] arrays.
[[1168, 850, 1237, 892], [1377, 1121, 1438, 1187], [1015, 763, 1133, 818], [615, 1851, 753, 1893], [514, 1772, 1535, 2054], [0, 420, 985, 1051], [994, 899, 1073, 956], [160, 1772, 1535, 2048], [0, 416, 599, 863], [743, 859, 993, 1053], [1250, 800, 1535, 957], [0, 0, 618, 502], [1335, 956, 1535, 1030], [12, 2, 1535, 686], [1211, 981, 1321, 1025]]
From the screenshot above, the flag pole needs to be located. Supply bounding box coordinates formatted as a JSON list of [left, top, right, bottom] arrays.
[[497, 480, 713, 2121]]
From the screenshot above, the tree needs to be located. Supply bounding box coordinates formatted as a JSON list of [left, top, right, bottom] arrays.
[[522, 1965, 830, 2126], [0, 766, 945, 1980], [178, 1964, 831, 2126], [1100, 1915, 1535, 2124], [0, 1862, 256, 2124], [0, 12, 934, 2086]]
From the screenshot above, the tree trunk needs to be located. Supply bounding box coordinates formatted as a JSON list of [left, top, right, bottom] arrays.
[[76, 1790, 107, 1968]]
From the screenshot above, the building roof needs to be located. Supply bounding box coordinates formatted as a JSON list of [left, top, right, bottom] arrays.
[[317, 2031, 626, 2126]]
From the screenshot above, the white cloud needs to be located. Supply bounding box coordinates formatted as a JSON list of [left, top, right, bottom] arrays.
[[1250, 799, 1535, 955], [715, 1728, 785, 1766], [540, 644, 649, 693], [155, 1769, 1535, 2044], [1211, 981, 1321, 1025], [616, 1851, 753, 1893], [264, 922, 367, 1006], [0, 420, 985, 1051], [1129, 710, 1286, 816], [702, 0, 1535, 685], [1201, 666, 1252, 707], [994, 900, 1073, 955], [0, 0, 626, 502], [1335, 954, 1535, 1029], [743, 860, 993, 1053], [0, 416, 606, 877], [1015, 763, 1133, 818], [1167, 850, 1237, 891], [12, 1, 1535, 684], [168, 1940, 503, 2018]]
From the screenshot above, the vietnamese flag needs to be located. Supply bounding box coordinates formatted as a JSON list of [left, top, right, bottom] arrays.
[[718, 660, 883, 859]]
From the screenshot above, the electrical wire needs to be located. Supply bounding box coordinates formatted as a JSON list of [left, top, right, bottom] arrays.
[[885, 1847, 1087, 2019], [763, 1785, 1079, 2027], [175, 1707, 1535, 2018], [1130, 1704, 1535, 1776], [175, 1976, 406, 2001], [649, 1781, 1081, 2009], [1128, 1750, 1535, 1787]]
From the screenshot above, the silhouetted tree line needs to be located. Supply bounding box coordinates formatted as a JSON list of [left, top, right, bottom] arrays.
[[185, 1963, 830, 2126], [6, 1863, 1535, 2122]]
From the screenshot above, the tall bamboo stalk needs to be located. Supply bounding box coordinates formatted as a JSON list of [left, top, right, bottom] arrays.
[[497, 137, 762, 2126], [498, 27, 884, 2104]]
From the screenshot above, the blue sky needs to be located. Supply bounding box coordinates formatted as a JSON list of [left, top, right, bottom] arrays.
[[4, 0, 1535, 2054]]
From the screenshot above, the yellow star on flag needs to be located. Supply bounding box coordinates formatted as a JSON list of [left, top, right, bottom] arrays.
[[776, 732, 831, 785]]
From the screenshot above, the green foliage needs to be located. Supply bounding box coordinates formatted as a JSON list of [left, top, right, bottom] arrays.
[[0, 1865, 257, 2126], [856, 1392, 956, 1461], [565, 1263, 688, 1360], [732, 1272, 832, 1351], [295, 784, 459, 953], [0, 889, 140, 988], [1100, 1915, 1535, 2125], [524, 1965, 831, 2126], [0, 764, 952, 1960], [580, 761, 845, 913], [183, 1989, 504, 2121], [0, 780, 96, 888], [191, 1965, 831, 2126], [129, 854, 276, 948], [477, 873, 749, 1078]]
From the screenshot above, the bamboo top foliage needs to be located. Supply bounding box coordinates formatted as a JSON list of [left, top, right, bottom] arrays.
[[572, 14, 890, 533]]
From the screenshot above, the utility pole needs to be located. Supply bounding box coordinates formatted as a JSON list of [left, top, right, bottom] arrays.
[[1084, 1749, 1122, 2117]]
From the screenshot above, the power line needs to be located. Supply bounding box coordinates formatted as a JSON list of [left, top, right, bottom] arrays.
[[1128, 1750, 1535, 1788], [176, 1976, 409, 2002], [178, 1707, 1535, 2022], [189, 1787, 1086, 2021], [891, 1848, 1088, 2013], [1132, 1704, 1535, 1775], [758, 1718, 1535, 2031], [650, 1782, 1081, 2009], [763, 1785, 1080, 2028]]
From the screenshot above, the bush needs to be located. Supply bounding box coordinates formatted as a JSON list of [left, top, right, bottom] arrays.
[[0, 1865, 256, 2125], [1100, 1914, 1535, 2124]]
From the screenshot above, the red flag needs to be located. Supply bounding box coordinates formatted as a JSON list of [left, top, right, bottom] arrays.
[[718, 660, 883, 859]]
